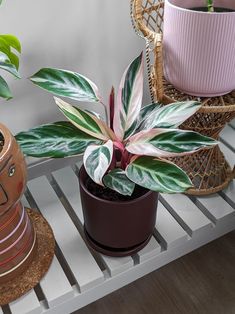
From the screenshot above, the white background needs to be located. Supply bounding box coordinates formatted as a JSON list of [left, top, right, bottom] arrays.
[[0, 0, 148, 134]]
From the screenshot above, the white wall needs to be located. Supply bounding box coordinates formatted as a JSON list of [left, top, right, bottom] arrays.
[[0, 0, 148, 134]]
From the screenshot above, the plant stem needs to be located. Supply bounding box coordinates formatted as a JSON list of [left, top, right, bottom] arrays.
[[121, 150, 129, 170], [109, 86, 115, 131], [207, 0, 214, 12]]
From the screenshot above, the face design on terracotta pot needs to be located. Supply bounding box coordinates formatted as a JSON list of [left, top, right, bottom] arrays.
[[0, 127, 27, 216]]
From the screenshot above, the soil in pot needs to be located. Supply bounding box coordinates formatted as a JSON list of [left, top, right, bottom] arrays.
[[85, 176, 148, 202], [190, 7, 234, 12]]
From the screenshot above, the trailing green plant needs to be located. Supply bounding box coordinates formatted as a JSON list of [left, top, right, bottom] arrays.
[[16, 53, 218, 195], [0, 1, 21, 99], [207, 0, 214, 12]]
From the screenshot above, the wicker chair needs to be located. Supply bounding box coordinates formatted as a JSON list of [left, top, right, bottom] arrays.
[[131, 0, 235, 195]]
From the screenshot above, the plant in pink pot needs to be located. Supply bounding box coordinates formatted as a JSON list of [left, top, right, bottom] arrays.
[[163, 0, 235, 97]]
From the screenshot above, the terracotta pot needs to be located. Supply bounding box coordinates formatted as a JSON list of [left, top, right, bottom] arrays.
[[79, 166, 158, 257], [163, 0, 235, 96], [0, 124, 37, 283]]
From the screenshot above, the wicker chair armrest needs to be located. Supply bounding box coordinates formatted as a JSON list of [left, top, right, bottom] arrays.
[[151, 32, 164, 102]]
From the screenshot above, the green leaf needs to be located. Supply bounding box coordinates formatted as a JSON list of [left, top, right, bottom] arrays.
[[0, 75, 12, 99], [142, 101, 202, 130], [30, 68, 100, 102], [126, 156, 193, 193], [103, 168, 135, 196], [0, 35, 21, 53], [127, 129, 218, 157], [84, 140, 113, 185], [15, 121, 102, 158], [54, 97, 111, 141], [0, 37, 11, 59], [9, 52, 19, 70], [0, 52, 20, 78]]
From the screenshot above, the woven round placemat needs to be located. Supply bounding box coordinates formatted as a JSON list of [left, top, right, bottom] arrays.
[[0, 208, 55, 305]]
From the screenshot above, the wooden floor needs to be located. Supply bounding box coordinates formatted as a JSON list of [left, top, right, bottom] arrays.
[[75, 230, 235, 314]]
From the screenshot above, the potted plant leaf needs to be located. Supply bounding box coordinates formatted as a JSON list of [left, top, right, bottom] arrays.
[[16, 53, 217, 256], [163, 0, 235, 97]]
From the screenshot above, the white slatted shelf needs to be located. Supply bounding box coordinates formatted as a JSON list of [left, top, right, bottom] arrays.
[[9, 291, 42, 314], [160, 194, 213, 236], [220, 125, 235, 151], [136, 237, 161, 263], [27, 176, 104, 292], [229, 119, 235, 129], [220, 142, 235, 206], [21, 197, 75, 308], [194, 194, 235, 224], [155, 202, 189, 249], [1, 128, 235, 314]]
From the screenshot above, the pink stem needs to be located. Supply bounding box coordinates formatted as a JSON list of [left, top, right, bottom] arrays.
[[109, 87, 115, 130]]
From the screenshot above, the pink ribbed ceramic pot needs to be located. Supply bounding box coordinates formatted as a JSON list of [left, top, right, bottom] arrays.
[[163, 0, 235, 97]]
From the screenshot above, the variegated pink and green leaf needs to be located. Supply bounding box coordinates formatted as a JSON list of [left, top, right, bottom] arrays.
[[30, 68, 100, 102], [84, 140, 113, 186], [139, 103, 161, 121], [142, 101, 202, 130], [126, 156, 193, 193], [16, 121, 102, 158], [103, 168, 135, 196], [54, 97, 115, 141], [137, 102, 161, 130], [126, 128, 218, 157], [113, 53, 143, 140]]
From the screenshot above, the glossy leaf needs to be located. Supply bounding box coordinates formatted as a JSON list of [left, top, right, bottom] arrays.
[[139, 103, 161, 121], [0, 52, 20, 78], [0, 35, 21, 53], [126, 128, 218, 157], [30, 68, 100, 102], [54, 97, 113, 141], [85, 109, 102, 120], [138, 102, 161, 130], [9, 52, 19, 70], [126, 156, 193, 193], [84, 140, 113, 185], [113, 53, 143, 140], [15, 121, 102, 158], [142, 101, 202, 130], [103, 168, 135, 196], [0, 37, 11, 60], [0, 75, 12, 99]]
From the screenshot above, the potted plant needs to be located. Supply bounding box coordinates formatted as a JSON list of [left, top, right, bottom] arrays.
[[0, 1, 39, 284], [163, 0, 235, 97], [16, 53, 217, 256]]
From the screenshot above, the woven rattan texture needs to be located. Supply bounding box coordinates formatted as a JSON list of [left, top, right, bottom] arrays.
[[132, 0, 235, 195]]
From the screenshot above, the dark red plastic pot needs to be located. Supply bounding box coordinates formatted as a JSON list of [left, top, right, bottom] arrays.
[[79, 166, 159, 257]]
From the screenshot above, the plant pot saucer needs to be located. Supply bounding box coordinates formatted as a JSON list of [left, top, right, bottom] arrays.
[[0, 208, 55, 306], [84, 227, 152, 257]]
